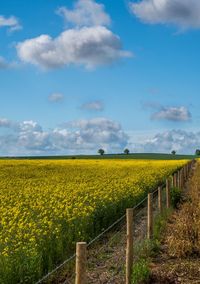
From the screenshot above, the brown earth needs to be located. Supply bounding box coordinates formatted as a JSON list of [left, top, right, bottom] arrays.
[[149, 161, 200, 284]]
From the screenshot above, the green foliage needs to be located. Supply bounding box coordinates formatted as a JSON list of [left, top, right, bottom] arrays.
[[153, 208, 172, 240], [171, 150, 176, 155], [170, 186, 182, 208], [195, 149, 200, 156], [132, 208, 173, 283], [98, 148, 105, 155], [134, 239, 155, 260], [132, 258, 150, 284], [124, 148, 130, 155], [0, 153, 195, 160]]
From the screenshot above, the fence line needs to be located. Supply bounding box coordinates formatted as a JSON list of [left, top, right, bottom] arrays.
[[35, 159, 195, 284]]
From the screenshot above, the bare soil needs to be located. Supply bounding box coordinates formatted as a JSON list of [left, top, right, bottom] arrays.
[[149, 163, 200, 284]]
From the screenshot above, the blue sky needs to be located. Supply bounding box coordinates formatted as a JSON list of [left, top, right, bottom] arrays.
[[1, 0, 200, 155]]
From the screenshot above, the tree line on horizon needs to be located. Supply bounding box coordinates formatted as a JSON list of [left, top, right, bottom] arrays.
[[97, 148, 200, 156]]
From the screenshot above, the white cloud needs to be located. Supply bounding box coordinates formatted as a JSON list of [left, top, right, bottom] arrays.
[[57, 0, 111, 27], [17, 26, 131, 70], [19, 120, 42, 133], [135, 129, 200, 154], [0, 117, 128, 155], [64, 117, 128, 148], [16, 0, 131, 70], [130, 0, 200, 29], [81, 100, 104, 111], [151, 106, 191, 121], [0, 118, 12, 127], [48, 93, 64, 102], [1, 117, 199, 155], [0, 15, 22, 32], [126, 129, 200, 154]]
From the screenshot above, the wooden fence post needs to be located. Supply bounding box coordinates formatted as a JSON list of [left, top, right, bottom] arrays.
[[158, 186, 162, 214], [75, 242, 87, 284], [183, 166, 186, 182], [172, 173, 176, 187], [166, 179, 170, 209], [173, 173, 176, 188], [178, 171, 180, 187], [184, 165, 187, 181], [178, 171, 181, 189], [181, 169, 184, 188], [172, 174, 174, 187], [126, 208, 134, 284], [147, 193, 153, 239]]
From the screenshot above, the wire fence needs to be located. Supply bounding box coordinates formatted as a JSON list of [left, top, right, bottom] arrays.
[[35, 160, 195, 284], [35, 254, 76, 284]]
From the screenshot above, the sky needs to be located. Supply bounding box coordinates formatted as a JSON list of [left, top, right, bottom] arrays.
[[1, 0, 200, 156]]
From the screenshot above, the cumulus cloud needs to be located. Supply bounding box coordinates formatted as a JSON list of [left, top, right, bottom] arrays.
[[19, 120, 42, 133], [1, 117, 199, 155], [0, 117, 128, 155], [80, 100, 104, 111], [17, 26, 131, 70], [57, 0, 111, 27], [16, 0, 131, 70], [48, 93, 64, 102], [64, 117, 128, 148], [130, 0, 200, 29], [0, 15, 22, 32], [151, 106, 191, 121], [135, 129, 200, 154], [0, 118, 12, 127]]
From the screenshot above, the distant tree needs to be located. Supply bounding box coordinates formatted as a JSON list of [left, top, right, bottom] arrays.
[[171, 150, 176, 155], [195, 149, 200, 156], [98, 148, 105, 155], [124, 148, 130, 155]]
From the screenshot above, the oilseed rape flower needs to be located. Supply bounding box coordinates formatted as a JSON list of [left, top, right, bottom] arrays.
[[0, 159, 187, 283]]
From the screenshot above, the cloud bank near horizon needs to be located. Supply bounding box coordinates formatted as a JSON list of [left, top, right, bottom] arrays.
[[0, 117, 128, 155], [0, 117, 199, 156], [131, 129, 200, 154]]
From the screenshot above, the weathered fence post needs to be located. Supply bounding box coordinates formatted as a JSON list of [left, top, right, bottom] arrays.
[[158, 186, 162, 214], [166, 179, 170, 209], [75, 242, 87, 284], [187, 163, 189, 176], [181, 168, 184, 188], [147, 193, 153, 239], [126, 208, 134, 284], [173, 173, 176, 187], [178, 170, 181, 189], [177, 170, 181, 188], [184, 165, 187, 181]]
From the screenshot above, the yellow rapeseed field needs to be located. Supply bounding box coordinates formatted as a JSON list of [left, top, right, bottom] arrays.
[[0, 159, 187, 283]]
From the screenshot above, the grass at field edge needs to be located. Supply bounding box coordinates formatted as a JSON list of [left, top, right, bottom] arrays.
[[0, 153, 196, 160]]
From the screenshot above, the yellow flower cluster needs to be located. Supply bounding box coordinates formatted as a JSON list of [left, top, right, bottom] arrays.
[[0, 159, 186, 283]]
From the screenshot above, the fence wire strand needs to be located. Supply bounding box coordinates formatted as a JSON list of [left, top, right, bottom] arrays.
[[35, 253, 76, 284]]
